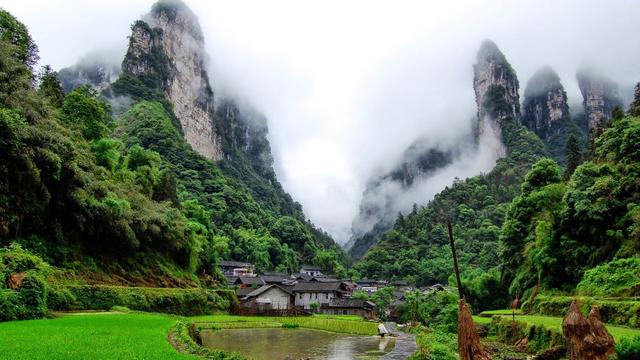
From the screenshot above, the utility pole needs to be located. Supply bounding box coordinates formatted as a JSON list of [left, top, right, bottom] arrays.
[[447, 219, 464, 300]]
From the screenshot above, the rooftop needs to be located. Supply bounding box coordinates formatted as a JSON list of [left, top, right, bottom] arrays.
[[234, 276, 265, 286], [219, 260, 253, 268], [293, 281, 345, 293]]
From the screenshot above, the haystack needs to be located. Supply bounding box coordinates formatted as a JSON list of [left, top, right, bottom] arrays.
[[458, 299, 491, 360], [583, 306, 615, 359], [562, 300, 590, 360]]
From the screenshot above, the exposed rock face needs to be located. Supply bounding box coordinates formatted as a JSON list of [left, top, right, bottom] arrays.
[[346, 140, 456, 258], [473, 40, 520, 128], [122, 1, 223, 161], [215, 98, 276, 177], [58, 62, 120, 93], [522, 66, 570, 141], [577, 69, 623, 131]]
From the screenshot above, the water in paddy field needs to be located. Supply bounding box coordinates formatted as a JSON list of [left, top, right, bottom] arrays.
[[200, 328, 395, 360]]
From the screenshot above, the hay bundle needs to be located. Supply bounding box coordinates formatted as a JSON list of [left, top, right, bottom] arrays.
[[458, 299, 491, 360], [584, 306, 615, 359], [562, 300, 590, 359]]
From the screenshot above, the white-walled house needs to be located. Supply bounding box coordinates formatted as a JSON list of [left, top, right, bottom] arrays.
[[293, 281, 347, 309], [300, 265, 323, 278], [240, 284, 294, 311]]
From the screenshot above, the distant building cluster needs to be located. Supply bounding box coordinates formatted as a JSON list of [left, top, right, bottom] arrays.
[[218, 261, 449, 320]]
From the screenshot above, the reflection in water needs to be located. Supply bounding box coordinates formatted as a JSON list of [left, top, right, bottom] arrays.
[[200, 328, 395, 360]]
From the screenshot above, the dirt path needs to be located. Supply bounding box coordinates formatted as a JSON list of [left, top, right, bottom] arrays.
[[381, 322, 417, 360]]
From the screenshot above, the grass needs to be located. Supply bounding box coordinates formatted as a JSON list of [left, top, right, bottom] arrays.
[[192, 314, 378, 335], [473, 313, 640, 341], [479, 309, 523, 317], [0, 312, 193, 360]]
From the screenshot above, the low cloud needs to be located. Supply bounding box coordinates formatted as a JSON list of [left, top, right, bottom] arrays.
[[5, 0, 640, 243]]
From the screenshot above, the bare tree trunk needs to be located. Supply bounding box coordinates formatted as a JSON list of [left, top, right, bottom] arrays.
[[447, 220, 464, 300]]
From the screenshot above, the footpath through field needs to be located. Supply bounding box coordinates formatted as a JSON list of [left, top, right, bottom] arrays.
[[381, 322, 418, 360]]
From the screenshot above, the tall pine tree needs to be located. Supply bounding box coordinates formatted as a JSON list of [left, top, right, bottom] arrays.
[[564, 134, 582, 180]]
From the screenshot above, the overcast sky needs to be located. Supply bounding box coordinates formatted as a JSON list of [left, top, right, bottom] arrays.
[[3, 0, 639, 243]]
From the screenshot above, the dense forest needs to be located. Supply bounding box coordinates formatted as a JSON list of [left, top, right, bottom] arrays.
[[356, 39, 640, 314], [0, 3, 346, 293]]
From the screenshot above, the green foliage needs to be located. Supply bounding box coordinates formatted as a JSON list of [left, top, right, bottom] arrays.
[[529, 295, 640, 328], [37, 65, 65, 108], [172, 320, 245, 360], [616, 336, 640, 360], [0, 244, 51, 321], [193, 314, 378, 335], [0, 9, 38, 69], [54, 285, 233, 316], [410, 329, 458, 360], [577, 258, 640, 296], [117, 101, 340, 271], [59, 86, 110, 140], [563, 134, 582, 179], [488, 316, 565, 353]]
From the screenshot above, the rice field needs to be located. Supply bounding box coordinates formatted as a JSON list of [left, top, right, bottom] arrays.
[[193, 314, 379, 335]]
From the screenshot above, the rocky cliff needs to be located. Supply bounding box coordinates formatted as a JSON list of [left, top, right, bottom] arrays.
[[521, 66, 584, 163], [346, 139, 457, 258], [119, 1, 223, 161], [577, 68, 623, 131], [473, 40, 520, 129], [58, 61, 120, 93], [521, 66, 569, 140]]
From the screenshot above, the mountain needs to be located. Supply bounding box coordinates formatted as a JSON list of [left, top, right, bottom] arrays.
[[521, 66, 584, 163], [346, 141, 456, 259], [0, 0, 347, 287], [576, 68, 624, 132], [355, 40, 547, 311], [347, 39, 523, 260], [473, 40, 520, 128], [58, 60, 120, 93]]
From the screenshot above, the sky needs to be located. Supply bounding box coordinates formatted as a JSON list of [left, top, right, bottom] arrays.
[[2, 0, 639, 243]]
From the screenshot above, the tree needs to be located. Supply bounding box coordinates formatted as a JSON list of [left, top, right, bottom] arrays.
[[370, 287, 396, 320], [629, 82, 640, 117], [59, 86, 110, 140], [564, 135, 582, 180], [38, 65, 65, 108], [0, 10, 39, 69]]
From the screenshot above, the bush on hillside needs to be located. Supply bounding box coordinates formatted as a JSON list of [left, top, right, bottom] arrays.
[[577, 258, 640, 297], [53, 285, 235, 316], [0, 244, 51, 321]]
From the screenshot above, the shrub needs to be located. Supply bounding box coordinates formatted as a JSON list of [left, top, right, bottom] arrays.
[[577, 258, 640, 297], [53, 285, 235, 316], [488, 316, 565, 353], [410, 329, 458, 360], [529, 295, 640, 328], [171, 320, 245, 360], [616, 336, 640, 360], [0, 290, 24, 321], [0, 245, 51, 321]]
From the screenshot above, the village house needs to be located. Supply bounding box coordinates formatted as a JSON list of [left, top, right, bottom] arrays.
[[259, 272, 291, 285], [321, 299, 376, 320], [300, 265, 323, 278], [293, 281, 348, 309], [240, 284, 295, 312], [234, 276, 265, 288], [218, 260, 254, 277]]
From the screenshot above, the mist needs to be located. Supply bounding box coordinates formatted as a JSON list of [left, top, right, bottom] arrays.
[[4, 0, 639, 243]]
